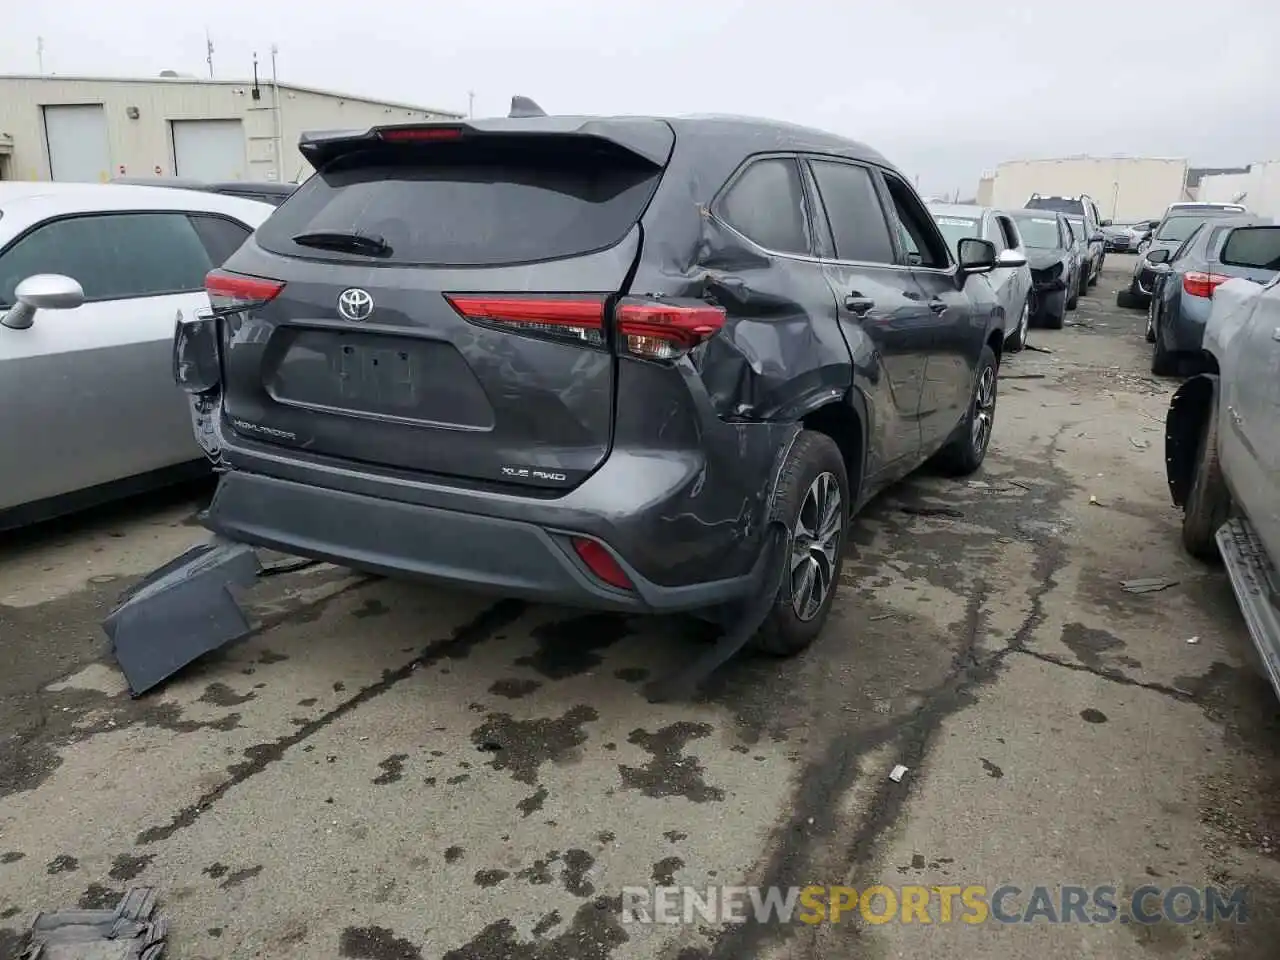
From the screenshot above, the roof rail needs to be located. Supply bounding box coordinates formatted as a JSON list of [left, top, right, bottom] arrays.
[[509, 96, 547, 118]]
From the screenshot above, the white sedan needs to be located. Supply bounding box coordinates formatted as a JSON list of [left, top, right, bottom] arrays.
[[0, 182, 274, 529]]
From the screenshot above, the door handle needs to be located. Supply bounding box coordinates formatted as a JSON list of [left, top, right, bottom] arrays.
[[928, 299, 947, 314], [845, 295, 875, 315]]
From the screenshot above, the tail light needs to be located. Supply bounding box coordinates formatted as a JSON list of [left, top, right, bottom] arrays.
[[445, 295, 727, 360], [571, 537, 634, 591], [1182, 272, 1227, 299], [206, 269, 285, 312], [615, 298, 727, 360], [445, 295, 607, 347]]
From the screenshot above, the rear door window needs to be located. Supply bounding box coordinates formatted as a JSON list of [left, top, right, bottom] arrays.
[[258, 140, 664, 266], [188, 214, 253, 265], [879, 173, 950, 269], [807, 159, 894, 264], [0, 212, 213, 307], [717, 157, 812, 256]]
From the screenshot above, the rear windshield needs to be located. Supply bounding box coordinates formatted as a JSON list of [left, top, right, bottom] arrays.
[[932, 215, 981, 252], [257, 140, 663, 266], [1010, 216, 1061, 248], [1157, 217, 1205, 242], [1026, 197, 1084, 217]]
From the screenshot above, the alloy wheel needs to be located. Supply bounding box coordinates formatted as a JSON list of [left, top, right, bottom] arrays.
[[971, 366, 997, 455], [790, 472, 842, 621]]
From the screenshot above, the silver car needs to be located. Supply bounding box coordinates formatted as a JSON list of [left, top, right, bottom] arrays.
[[929, 203, 1034, 351], [0, 182, 274, 529]]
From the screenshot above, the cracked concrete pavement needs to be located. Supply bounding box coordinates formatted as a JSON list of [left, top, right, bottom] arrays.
[[2, 258, 1279, 959]]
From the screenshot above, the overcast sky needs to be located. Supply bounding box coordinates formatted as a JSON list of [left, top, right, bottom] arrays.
[[5, 0, 1279, 195]]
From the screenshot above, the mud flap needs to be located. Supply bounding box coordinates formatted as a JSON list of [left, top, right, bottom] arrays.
[[21, 886, 167, 959], [101, 539, 262, 697], [644, 518, 791, 703]]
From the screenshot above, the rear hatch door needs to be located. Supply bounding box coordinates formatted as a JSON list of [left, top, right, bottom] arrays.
[[216, 121, 673, 491]]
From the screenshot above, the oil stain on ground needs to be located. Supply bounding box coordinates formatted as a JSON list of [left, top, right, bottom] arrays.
[[340, 925, 423, 959], [515, 615, 632, 680], [618, 722, 725, 802], [470, 705, 598, 786], [441, 897, 626, 960]]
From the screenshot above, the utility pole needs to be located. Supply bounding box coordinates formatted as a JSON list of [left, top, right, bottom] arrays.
[[468, 90, 475, 119], [206, 29, 215, 78], [36, 36, 44, 75], [271, 45, 285, 182]]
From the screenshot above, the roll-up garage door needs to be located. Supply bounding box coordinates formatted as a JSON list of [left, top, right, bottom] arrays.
[[43, 104, 111, 182], [172, 119, 247, 181]]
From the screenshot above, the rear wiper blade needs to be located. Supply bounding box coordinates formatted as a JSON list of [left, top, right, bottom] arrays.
[[291, 230, 392, 256]]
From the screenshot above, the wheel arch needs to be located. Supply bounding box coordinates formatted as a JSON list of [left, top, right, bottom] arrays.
[[1165, 373, 1218, 507], [799, 389, 867, 505]]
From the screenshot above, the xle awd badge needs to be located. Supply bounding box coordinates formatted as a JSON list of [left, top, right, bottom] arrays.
[[337, 288, 374, 321]]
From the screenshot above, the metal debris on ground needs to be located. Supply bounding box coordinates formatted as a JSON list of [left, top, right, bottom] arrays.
[[870, 614, 893, 622], [1186, 636, 1201, 645], [21, 885, 166, 959], [896, 505, 965, 519], [1024, 344, 1054, 354], [1000, 373, 1047, 380], [1088, 495, 1101, 505], [889, 765, 909, 783], [1129, 437, 1151, 450], [1120, 577, 1179, 594]]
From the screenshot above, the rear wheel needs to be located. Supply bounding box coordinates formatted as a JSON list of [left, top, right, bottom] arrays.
[[1066, 270, 1079, 310], [1182, 394, 1230, 561], [1006, 298, 1030, 352], [1151, 315, 1178, 376], [934, 344, 998, 476], [749, 431, 848, 657]]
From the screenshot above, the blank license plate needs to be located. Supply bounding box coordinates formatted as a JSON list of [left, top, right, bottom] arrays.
[[335, 343, 416, 408]]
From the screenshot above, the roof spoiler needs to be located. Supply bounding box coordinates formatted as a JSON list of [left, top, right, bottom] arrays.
[[298, 117, 675, 171]]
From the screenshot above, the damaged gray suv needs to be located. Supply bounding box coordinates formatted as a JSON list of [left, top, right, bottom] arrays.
[[175, 114, 1010, 656]]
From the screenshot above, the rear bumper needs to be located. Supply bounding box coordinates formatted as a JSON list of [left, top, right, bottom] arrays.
[[1163, 297, 1210, 353], [205, 469, 768, 613]]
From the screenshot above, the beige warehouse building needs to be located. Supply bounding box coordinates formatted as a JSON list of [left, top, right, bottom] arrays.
[[0, 74, 461, 184], [980, 156, 1190, 222]]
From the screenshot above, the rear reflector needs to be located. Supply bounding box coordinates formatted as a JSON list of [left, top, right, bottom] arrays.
[[445, 295, 607, 347], [571, 537, 634, 591], [616, 299, 727, 360], [205, 269, 285, 311], [378, 126, 465, 142], [1182, 271, 1228, 298]]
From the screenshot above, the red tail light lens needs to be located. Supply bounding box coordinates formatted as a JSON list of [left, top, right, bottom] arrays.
[[445, 295, 606, 347], [378, 126, 465, 142], [571, 537, 634, 591], [1182, 271, 1228, 298], [616, 299, 727, 360], [205, 269, 285, 312]]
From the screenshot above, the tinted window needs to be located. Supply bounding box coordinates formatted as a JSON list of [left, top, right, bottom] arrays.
[[1220, 227, 1280, 269], [0, 212, 213, 307], [188, 214, 252, 265], [1156, 217, 1205, 242], [996, 216, 1020, 248], [809, 160, 893, 263], [932, 215, 982, 256], [258, 141, 662, 266], [718, 157, 811, 256], [1009, 215, 1063, 249], [1207, 226, 1234, 259], [882, 174, 949, 268]]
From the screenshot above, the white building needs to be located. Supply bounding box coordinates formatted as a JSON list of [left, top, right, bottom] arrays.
[[982, 156, 1190, 222], [0, 74, 461, 184], [1196, 161, 1280, 218]]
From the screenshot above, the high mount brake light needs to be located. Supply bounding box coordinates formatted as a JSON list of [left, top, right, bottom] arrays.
[[205, 270, 285, 310], [378, 127, 465, 142], [1182, 272, 1228, 299], [444, 295, 727, 359]]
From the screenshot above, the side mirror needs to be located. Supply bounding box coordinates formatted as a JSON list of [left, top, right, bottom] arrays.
[[1145, 248, 1171, 264], [1091, 232, 1106, 243], [1101, 219, 1113, 227], [957, 237, 997, 276], [996, 248, 1028, 268], [1, 274, 85, 330]]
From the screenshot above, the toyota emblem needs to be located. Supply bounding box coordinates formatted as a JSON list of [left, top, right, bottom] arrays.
[[337, 288, 374, 321]]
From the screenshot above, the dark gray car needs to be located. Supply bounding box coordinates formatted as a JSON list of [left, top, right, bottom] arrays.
[[1145, 215, 1270, 375], [174, 114, 1007, 656], [1004, 210, 1078, 328]]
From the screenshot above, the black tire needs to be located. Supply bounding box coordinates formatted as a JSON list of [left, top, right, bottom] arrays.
[[1066, 273, 1079, 310], [1006, 298, 1029, 352], [1144, 304, 1157, 343], [1182, 395, 1230, 561], [1089, 254, 1104, 286], [1116, 285, 1143, 309], [1151, 317, 1178, 376], [1078, 264, 1090, 297], [1041, 292, 1066, 330], [934, 344, 998, 477], [749, 431, 849, 657]]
